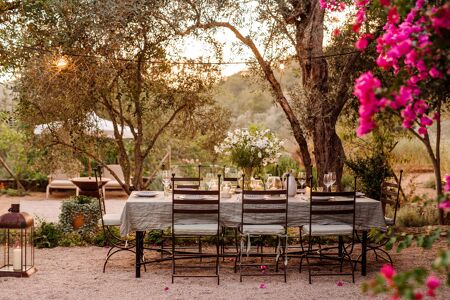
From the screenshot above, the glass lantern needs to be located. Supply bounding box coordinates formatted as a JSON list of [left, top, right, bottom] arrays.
[[0, 204, 36, 277]]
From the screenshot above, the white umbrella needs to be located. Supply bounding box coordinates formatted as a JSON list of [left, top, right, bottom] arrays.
[[34, 113, 133, 139]]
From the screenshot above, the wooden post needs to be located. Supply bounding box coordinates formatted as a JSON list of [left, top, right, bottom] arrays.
[[0, 155, 25, 191]]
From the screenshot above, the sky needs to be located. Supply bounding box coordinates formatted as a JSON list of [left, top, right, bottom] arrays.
[[179, 9, 350, 77]]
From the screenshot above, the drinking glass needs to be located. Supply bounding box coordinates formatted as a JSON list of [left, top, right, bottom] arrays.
[[161, 170, 171, 197], [251, 178, 264, 190], [329, 172, 336, 191], [323, 173, 331, 192], [298, 171, 306, 192]]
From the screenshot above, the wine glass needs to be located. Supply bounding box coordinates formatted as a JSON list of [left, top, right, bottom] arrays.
[[298, 171, 306, 192], [323, 173, 331, 192], [329, 172, 336, 191], [161, 170, 171, 197], [251, 178, 264, 191]]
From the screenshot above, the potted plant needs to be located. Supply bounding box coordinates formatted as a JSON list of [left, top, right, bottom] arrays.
[[215, 126, 283, 189], [59, 195, 100, 235]]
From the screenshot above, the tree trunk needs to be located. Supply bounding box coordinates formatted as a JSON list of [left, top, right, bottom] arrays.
[[312, 116, 345, 190], [293, 0, 346, 190]]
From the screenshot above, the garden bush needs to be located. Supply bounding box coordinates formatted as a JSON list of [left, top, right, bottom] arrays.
[[59, 195, 100, 237]]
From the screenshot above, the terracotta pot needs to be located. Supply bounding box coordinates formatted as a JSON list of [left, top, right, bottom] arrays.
[[72, 214, 85, 230]]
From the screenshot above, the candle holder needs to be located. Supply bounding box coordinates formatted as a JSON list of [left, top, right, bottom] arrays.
[[0, 204, 36, 277]]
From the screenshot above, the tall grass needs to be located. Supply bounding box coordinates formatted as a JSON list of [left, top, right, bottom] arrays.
[[391, 138, 450, 174]]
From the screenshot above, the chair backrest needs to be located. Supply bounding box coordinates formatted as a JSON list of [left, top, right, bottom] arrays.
[[50, 169, 79, 181], [308, 177, 357, 236], [172, 177, 201, 189], [222, 166, 239, 187], [171, 174, 221, 230], [380, 170, 403, 224], [241, 175, 289, 232], [102, 164, 125, 184]]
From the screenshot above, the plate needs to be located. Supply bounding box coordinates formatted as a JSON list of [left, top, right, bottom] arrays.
[[135, 191, 158, 197], [180, 194, 205, 200]]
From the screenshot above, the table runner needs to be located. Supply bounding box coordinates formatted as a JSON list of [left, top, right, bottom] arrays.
[[120, 191, 385, 236]]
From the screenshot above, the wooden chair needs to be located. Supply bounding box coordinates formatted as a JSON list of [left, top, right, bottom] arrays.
[[237, 175, 289, 282], [300, 177, 357, 284], [171, 174, 221, 284]]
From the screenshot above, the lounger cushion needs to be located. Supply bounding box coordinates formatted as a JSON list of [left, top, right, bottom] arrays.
[[242, 225, 285, 235], [102, 214, 122, 226], [303, 224, 353, 236], [104, 180, 122, 189], [48, 180, 77, 188], [173, 223, 219, 236]]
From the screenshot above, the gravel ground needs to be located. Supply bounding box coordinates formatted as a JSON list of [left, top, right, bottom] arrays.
[[1, 241, 449, 300]]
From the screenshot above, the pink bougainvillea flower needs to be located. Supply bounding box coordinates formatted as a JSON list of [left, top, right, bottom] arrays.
[[420, 116, 433, 126], [259, 283, 267, 289], [427, 289, 436, 297], [387, 7, 400, 24], [356, 34, 373, 51], [429, 67, 442, 78], [438, 200, 450, 211], [414, 292, 424, 300], [380, 264, 396, 279], [336, 280, 344, 286], [444, 175, 450, 192], [338, 2, 346, 11], [418, 127, 428, 136], [332, 28, 341, 37], [426, 275, 441, 290], [380, 0, 390, 7], [163, 287, 169, 292]]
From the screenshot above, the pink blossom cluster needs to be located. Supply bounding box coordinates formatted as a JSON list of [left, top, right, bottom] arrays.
[[351, 0, 449, 136], [438, 175, 450, 211], [380, 264, 441, 299], [319, 0, 346, 12]]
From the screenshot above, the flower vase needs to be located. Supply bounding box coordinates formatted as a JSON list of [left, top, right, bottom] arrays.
[[242, 167, 254, 190]]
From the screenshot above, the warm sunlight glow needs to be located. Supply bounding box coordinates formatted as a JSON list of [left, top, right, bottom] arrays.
[[54, 56, 69, 69]]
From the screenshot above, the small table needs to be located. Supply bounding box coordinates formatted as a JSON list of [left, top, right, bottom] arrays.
[[70, 177, 110, 197]]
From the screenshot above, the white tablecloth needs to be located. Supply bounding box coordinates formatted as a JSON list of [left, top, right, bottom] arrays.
[[120, 191, 386, 236]]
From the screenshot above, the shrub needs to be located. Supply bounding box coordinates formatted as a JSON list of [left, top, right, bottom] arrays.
[[34, 221, 63, 248], [395, 203, 439, 227], [346, 151, 391, 199], [59, 195, 100, 236]]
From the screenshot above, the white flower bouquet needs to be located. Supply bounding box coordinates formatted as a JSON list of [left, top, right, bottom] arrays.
[[214, 127, 283, 170]]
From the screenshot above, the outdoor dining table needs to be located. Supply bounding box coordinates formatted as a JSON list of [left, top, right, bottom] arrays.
[[120, 191, 386, 278]]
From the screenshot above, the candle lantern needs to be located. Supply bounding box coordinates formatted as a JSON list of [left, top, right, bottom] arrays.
[[0, 204, 36, 277]]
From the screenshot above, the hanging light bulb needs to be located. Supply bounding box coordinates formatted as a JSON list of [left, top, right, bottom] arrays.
[[279, 63, 285, 70], [54, 56, 69, 69]]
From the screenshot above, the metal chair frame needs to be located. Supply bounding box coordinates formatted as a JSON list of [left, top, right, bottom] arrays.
[[356, 170, 403, 266], [93, 166, 138, 273], [237, 174, 289, 282], [171, 174, 221, 284], [300, 178, 357, 284]]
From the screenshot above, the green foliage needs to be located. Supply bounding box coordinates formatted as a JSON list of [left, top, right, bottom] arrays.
[[145, 230, 165, 245], [364, 228, 450, 299], [58, 232, 87, 247], [34, 221, 63, 248], [0, 188, 29, 196], [59, 196, 100, 236], [346, 151, 391, 200]]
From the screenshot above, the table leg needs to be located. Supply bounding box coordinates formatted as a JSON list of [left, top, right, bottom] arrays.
[[361, 230, 367, 276], [136, 231, 143, 278]]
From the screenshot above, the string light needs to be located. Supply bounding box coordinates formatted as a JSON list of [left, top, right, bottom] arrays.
[[54, 56, 69, 69], [279, 63, 285, 70]]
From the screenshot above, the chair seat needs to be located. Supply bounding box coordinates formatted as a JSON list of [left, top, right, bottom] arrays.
[[242, 225, 285, 235], [303, 224, 353, 236], [48, 180, 77, 188], [104, 180, 123, 189], [102, 214, 122, 226], [385, 217, 395, 226], [173, 223, 219, 236]]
